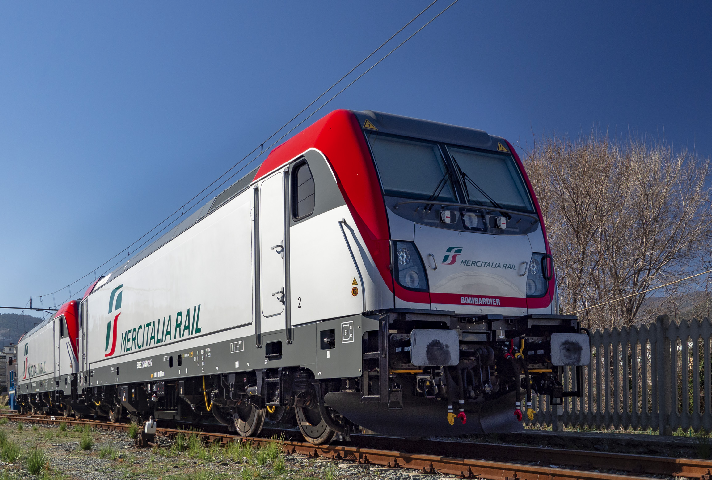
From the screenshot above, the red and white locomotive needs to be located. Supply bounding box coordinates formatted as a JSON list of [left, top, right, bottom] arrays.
[[16, 110, 589, 443]]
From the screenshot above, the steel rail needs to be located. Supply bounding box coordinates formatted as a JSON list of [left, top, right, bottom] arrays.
[[5, 412, 712, 480]]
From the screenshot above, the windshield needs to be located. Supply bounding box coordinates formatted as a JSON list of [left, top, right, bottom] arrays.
[[367, 134, 456, 202], [447, 146, 534, 213]]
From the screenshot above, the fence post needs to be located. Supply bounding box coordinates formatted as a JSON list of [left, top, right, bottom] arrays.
[[656, 315, 672, 436]]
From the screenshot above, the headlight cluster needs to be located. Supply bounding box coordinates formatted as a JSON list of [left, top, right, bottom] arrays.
[[526, 253, 550, 297], [394, 241, 429, 292]]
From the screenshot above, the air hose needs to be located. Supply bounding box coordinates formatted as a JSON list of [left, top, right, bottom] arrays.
[[202, 376, 213, 412]]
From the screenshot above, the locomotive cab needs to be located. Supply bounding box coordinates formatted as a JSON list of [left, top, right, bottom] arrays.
[[321, 111, 590, 436]]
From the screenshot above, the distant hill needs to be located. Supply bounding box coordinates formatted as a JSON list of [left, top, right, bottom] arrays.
[[0, 312, 46, 348]]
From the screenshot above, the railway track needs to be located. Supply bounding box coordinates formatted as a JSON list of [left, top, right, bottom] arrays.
[[5, 412, 712, 480]]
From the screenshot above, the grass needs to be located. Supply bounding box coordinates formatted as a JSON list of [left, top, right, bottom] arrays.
[[26, 446, 47, 475], [255, 440, 282, 466], [225, 439, 254, 463], [154, 433, 292, 478], [323, 464, 338, 480], [273, 454, 286, 474], [99, 445, 118, 460], [0, 428, 20, 463], [17, 423, 22, 432], [187, 432, 205, 459], [0, 417, 8, 426], [128, 422, 139, 439], [0, 417, 332, 480]]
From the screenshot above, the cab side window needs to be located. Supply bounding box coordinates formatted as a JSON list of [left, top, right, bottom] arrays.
[[292, 161, 315, 220], [59, 317, 67, 338]]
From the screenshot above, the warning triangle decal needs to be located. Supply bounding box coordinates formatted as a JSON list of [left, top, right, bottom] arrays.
[[363, 119, 378, 131]]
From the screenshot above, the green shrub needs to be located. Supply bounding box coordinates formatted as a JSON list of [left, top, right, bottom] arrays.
[[79, 431, 93, 451], [0, 429, 7, 445], [26, 447, 46, 475], [73, 425, 82, 433], [0, 417, 8, 426], [128, 423, 139, 440], [32, 425, 38, 432], [17, 423, 22, 432], [1, 440, 20, 463], [172, 433, 187, 453], [59, 423, 66, 432], [99, 445, 117, 459]]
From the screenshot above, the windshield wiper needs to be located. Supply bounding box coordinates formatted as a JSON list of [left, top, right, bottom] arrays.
[[451, 155, 510, 218], [426, 171, 450, 203]]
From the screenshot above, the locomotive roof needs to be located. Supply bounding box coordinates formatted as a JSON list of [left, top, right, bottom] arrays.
[[353, 110, 498, 151], [23, 300, 76, 340], [94, 110, 505, 292]]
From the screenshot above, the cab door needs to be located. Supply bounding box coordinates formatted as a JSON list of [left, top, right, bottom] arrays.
[[257, 171, 287, 333], [54, 316, 62, 382]]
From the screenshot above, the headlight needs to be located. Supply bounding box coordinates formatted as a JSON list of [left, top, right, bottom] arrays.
[[394, 241, 429, 292], [526, 253, 550, 297]]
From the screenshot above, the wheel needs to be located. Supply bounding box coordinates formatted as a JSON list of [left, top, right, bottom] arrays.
[[109, 405, 122, 423], [295, 405, 336, 445], [233, 403, 265, 437]]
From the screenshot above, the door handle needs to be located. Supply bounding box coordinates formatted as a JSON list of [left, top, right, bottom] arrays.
[[272, 288, 285, 305], [271, 244, 284, 255], [427, 253, 437, 270]]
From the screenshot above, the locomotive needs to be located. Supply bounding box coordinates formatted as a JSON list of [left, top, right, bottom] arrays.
[[16, 110, 589, 444]]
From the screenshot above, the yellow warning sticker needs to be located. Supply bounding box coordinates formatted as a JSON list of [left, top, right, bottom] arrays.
[[363, 119, 378, 130], [351, 287, 359, 296], [352, 278, 358, 286], [497, 142, 509, 152]]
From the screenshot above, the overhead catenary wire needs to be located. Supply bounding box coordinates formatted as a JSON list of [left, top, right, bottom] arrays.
[[35, 0, 460, 304], [572, 267, 712, 314]]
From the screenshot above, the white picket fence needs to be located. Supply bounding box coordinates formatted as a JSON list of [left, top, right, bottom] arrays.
[[530, 316, 712, 435]]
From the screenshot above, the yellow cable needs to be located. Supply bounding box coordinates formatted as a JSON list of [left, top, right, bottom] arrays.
[[266, 406, 275, 414], [93, 401, 101, 406], [202, 376, 213, 412]]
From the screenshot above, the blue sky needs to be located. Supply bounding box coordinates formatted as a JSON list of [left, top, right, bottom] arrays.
[[1, 1, 710, 314]]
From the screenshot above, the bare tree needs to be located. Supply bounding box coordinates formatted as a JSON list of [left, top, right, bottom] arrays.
[[524, 133, 712, 330]]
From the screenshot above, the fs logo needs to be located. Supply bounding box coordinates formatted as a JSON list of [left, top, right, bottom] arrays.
[[104, 284, 123, 358], [442, 247, 462, 265]]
